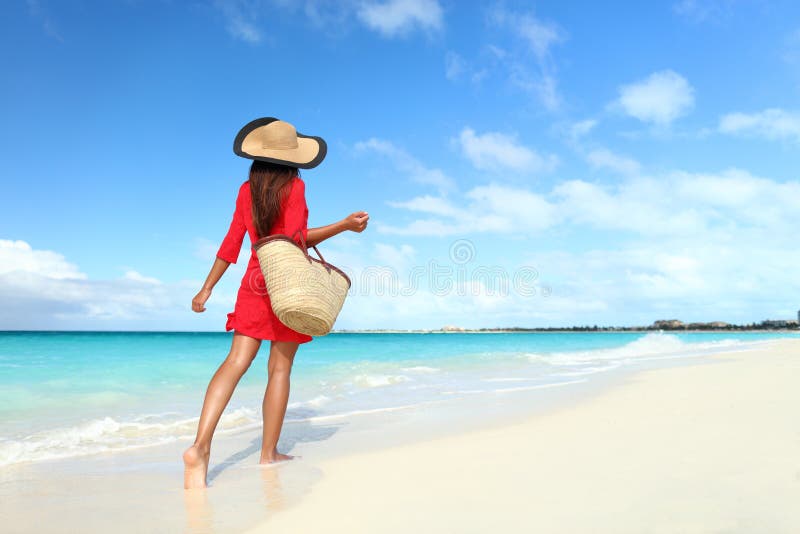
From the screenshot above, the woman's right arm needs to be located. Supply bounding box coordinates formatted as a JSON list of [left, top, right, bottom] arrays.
[[192, 185, 247, 313], [192, 258, 230, 312]]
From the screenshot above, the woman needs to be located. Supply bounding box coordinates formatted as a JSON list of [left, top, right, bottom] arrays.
[[183, 118, 368, 489]]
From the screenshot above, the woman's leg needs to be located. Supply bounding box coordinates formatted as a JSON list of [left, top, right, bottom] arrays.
[[184, 332, 262, 489], [260, 340, 299, 463]]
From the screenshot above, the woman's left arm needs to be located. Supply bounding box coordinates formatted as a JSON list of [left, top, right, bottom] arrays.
[[307, 211, 369, 247]]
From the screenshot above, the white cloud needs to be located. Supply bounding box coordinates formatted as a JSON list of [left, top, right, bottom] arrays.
[[508, 13, 561, 62], [783, 28, 800, 65], [673, 0, 709, 20], [388, 195, 463, 217], [26, 0, 63, 42], [281, 132, 800, 325], [355, 138, 455, 192], [718, 108, 800, 143], [487, 7, 566, 111], [515, 169, 800, 325], [672, 0, 734, 23], [193, 237, 220, 261], [214, 0, 262, 43], [567, 119, 597, 142], [382, 165, 800, 240], [299, 0, 352, 30], [586, 148, 641, 176], [0, 239, 85, 280], [556, 118, 599, 151], [319, 239, 560, 330], [552, 178, 706, 235], [374, 218, 463, 237], [444, 50, 490, 84], [445, 51, 466, 81], [510, 68, 561, 112], [380, 184, 557, 236], [225, 18, 261, 43], [670, 168, 800, 227], [564, 168, 800, 233], [263, 203, 800, 328], [466, 184, 558, 232], [373, 243, 416, 270], [0, 240, 199, 329], [457, 127, 558, 173], [356, 0, 443, 37], [336, 285, 540, 330], [613, 70, 695, 125], [122, 270, 162, 285], [490, 7, 563, 62], [525, 241, 799, 326], [216, 1, 444, 43], [551, 180, 633, 231]]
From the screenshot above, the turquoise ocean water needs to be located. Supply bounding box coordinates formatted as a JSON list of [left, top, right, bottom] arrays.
[[1, 330, 797, 467]]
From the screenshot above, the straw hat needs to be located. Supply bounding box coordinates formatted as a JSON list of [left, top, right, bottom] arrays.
[[233, 117, 327, 169]]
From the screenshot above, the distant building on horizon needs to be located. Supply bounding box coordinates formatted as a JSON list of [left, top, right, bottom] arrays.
[[760, 319, 799, 328]]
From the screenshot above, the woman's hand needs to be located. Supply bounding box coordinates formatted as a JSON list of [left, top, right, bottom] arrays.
[[307, 212, 369, 247], [192, 287, 212, 313], [343, 211, 369, 233]]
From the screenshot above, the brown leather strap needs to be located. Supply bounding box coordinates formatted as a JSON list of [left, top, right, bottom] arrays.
[[292, 229, 308, 253], [312, 245, 326, 263], [292, 229, 328, 267]]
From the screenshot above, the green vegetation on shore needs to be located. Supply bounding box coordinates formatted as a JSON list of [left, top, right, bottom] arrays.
[[333, 318, 800, 333]]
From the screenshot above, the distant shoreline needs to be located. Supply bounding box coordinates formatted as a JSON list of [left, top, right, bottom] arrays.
[[1, 328, 798, 334], [330, 328, 800, 334]]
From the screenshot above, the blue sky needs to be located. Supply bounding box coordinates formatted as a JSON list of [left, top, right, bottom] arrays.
[[2, 0, 800, 330]]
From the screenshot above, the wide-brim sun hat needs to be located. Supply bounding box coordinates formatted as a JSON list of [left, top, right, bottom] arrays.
[[233, 117, 327, 169]]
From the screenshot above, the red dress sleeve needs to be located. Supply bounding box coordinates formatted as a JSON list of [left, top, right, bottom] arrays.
[[216, 183, 248, 263], [283, 178, 309, 247]]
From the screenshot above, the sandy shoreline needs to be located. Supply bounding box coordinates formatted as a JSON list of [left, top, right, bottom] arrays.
[[2, 339, 798, 533], [249, 338, 800, 534]]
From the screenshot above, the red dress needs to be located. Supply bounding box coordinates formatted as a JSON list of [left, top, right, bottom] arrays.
[[216, 176, 313, 344]]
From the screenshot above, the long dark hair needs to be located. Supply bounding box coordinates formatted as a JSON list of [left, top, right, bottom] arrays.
[[249, 160, 299, 238]]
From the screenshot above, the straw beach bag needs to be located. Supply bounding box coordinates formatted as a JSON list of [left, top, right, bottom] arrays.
[[253, 231, 351, 336]]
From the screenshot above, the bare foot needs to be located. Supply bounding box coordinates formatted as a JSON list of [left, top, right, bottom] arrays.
[[183, 444, 210, 489], [259, 451, 299, 465]]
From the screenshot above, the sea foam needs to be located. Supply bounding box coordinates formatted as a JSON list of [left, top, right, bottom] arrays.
[[352, 373, 411, 388], [0, 407, 260, 468], [531, 332, 749, 366]]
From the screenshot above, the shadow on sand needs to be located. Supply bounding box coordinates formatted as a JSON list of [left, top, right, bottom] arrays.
[[207, 407, 343, 484]]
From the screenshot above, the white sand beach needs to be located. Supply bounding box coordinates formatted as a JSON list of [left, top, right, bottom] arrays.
[[248, 338, 800, 534], [2, 338, 799, 533]]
